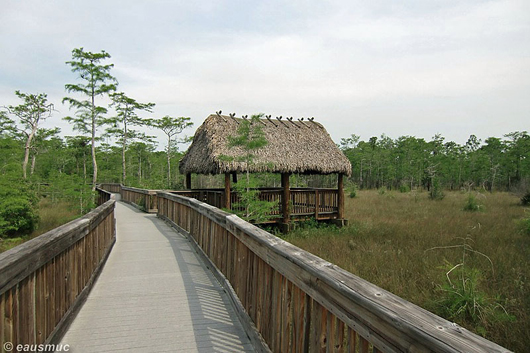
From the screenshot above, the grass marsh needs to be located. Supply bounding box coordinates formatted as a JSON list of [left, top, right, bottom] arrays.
[[284, 190, 529, 352]]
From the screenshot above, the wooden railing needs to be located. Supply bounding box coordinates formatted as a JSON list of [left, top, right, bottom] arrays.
[[120, 186, 158, 213], [157, 190, 509, 353], [97, 183, 122, 194], [172, 189, 225, 209], [98, 184, 340, 222], [290, 188, 338, 219], [0, 191, 116, 347], [171, 188, 340, 222]]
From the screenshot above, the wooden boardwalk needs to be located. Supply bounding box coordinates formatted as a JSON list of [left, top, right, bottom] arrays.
[[58, 202, 255, 353]]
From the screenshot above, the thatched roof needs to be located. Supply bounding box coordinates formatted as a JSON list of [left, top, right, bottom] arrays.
[[179, 114, 352, 176]]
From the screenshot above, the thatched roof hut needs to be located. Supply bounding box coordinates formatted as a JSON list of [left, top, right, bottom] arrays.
[[179, 114, 352, 176]]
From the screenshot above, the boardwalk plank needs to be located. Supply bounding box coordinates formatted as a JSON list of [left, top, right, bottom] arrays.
[[58, 202, 254, 353]]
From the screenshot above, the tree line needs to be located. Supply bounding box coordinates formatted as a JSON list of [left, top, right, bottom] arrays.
[[1, 47, 529, 238], [339, 132, 529, 196], [0, 48, 193, 238]]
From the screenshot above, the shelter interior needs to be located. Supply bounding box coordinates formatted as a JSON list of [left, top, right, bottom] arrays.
[[175, 113, 352, 231]]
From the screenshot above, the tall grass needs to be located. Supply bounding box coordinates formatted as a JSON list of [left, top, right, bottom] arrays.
[[283, 190, 529, 352], [0, 198, 80, 253]]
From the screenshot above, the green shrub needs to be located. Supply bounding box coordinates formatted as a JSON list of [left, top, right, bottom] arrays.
[[427, 235, 514, 336], [399, 184, 410, 193], [348, 184, 357, 198], [0, 178, 39, 239], [0, 196, 39, 238], [429, 179, 445, 200], [232, 175, 278, 224], [463, 194, 483, 212], [432, 262, 514, 335]]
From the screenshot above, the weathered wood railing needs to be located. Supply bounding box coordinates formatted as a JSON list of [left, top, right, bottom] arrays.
[[172, 189, 225, 209], [171, 187, 340, 222], [98, 183, 340, 222], [157, 190, 509, 353], [120, 185, 158, 213], [97, 183, 122, 194], [0, 190, 116, 347]]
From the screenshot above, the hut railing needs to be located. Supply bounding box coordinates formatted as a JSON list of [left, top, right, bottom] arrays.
[[171, 188, 340, 221], [0, 194, 116, 347], [156, 190, 509, 353], [289, 188, 338, 219]]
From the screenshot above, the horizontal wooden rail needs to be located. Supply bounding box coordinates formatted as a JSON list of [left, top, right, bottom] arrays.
[[97, 183, 122, 194], [157, 190, 509, 353], [96, 186, 113, 205], [120, 186, 159, 213], [0, 198, 116, 347], [171, 188, 340, 222]]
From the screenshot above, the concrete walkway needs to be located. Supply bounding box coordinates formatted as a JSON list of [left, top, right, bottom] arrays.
[[59, 202, 254, 353]]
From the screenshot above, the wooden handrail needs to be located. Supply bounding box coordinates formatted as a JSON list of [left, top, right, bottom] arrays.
[[156, 190, 509, 353], [0, 197, 116, 347], [120, 185, 159, 213]]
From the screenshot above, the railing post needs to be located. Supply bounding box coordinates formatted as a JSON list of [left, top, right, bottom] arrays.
[[281, 173, 291, 232], [338, 173, 344, 219], [315, 189, 319, 219], [185, 173, 192, 189], [224, 173, 231, 210]]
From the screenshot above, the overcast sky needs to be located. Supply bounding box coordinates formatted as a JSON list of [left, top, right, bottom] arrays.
[[1, 0, 529, 149]]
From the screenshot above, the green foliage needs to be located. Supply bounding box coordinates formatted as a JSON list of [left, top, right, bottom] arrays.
[[63, 47, 117, 190], [0, 179, 39, 238], [63, 48, 117, 133], [4, 90, 54, 179], [347, 182, 357, 198], [0, 111, 16, 136], [463, 193, 483, 212], [341, 131, 530, 193], [399, 184, 410, 193], [45, 172, 94, 214], [432, 262, 514, 335], [227, 114, 277, 223], [427, 235, 515, 336], [429, 178, 445, 200], [285, 217, 341, 240], [232, 176, 278, 224], [105, 92, 155, 184], [150, 116, 193, 188], [227, 115, 268, 153], [0, 196, 39, 238]]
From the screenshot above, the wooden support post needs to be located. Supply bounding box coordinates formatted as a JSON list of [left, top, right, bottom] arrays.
[[314, 189, 319, 219], [224, 173, 231, 209], [185, 173, 192, 189], [337, 173, 344, 219], [281, 173, 291, 231]]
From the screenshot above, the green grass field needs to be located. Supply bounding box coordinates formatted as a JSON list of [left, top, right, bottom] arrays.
[[283, 190, 529, 352]]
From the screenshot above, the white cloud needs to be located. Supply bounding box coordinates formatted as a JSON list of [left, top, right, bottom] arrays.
[[1, 0, 529, 147]]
